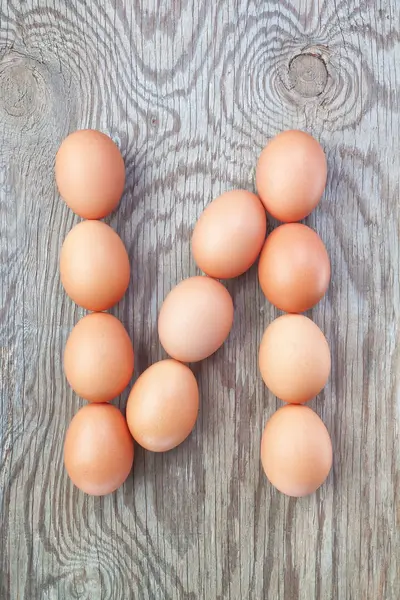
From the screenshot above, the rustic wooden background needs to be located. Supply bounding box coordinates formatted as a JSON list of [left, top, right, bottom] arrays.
[[1, 0, 399, 598]]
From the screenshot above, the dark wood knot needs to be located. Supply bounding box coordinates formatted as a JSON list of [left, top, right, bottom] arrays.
[[288, 53, 328, 98]]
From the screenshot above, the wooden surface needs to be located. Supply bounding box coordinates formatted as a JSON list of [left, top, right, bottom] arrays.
[[0, 1, 399, 598]]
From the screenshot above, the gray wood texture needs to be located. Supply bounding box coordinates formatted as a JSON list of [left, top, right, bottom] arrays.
[[1, 0, 399, 598]]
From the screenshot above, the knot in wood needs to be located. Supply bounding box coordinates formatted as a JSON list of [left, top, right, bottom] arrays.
[[0, 53, 44, 118], [288, 53, 328, 98]]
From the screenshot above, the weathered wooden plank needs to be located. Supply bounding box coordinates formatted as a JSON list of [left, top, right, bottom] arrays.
[[0, 1, 399, 598]]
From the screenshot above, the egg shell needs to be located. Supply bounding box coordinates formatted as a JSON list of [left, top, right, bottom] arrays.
[[256, 130, 327, 222], [158, 276, 234, 362], [64, 313, 134, 403], [192, 189, 267, 279], [259, 314, 331, 404], [261, 404, 332, 497], [60, 220, 130, 312], [55, 129, 125, 219], [258, 223, 330, 313], [126, 359, 199, 452], [64, 403, 134, 496]]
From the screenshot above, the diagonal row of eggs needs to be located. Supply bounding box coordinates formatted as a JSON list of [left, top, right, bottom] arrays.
[[57, 128, 332, 498]]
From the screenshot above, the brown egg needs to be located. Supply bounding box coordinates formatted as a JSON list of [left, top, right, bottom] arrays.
[[158, 276, 234, 362], [261, 405, 332, 497], [259, 315, 331, 404], [256, 130, 327, 222], [192, 190, 267, 279], [258, 223, 330, 313], [64, 313, 134, 403], [55, 130, 125, 219], [60, 220, 130, 311], [64, 403, 134, 495], [126, 359, 199, 452]]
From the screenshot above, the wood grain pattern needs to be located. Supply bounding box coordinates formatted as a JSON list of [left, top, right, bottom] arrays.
[[1, 0, 399, 598]]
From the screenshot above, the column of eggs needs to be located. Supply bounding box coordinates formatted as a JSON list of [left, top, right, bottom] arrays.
[[56, 130, 135, 496], [255, 131, 332, 498]]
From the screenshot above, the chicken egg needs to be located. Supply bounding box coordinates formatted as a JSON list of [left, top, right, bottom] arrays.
[[256, 130, 327, 222], [64, 403, 134, 496], [259, 314, 331, 404], [64, 313, 134, 403], [56, 129, 125, 219], [261, 404, 332, 497], [192, 190, 267, 279], [126, 359, 199, 452], [258, 223, 330, 313], [60, 220, 130, 312], [158, 276, 234, 362]]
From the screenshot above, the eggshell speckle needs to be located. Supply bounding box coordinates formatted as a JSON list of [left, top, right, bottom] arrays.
[[256, 130, 327, 222], [158, 276, 234, 362], [64, 313, 134, 403], [258, 223, 330, 313], [192, 190, 267, 279], [259, 314, 331, 404], [60, 220, 130, 312], [261, 404, 332, 497], [56, 130, 125, 219], [64, 403, 134, 496], [126, 359, 199, 452]]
